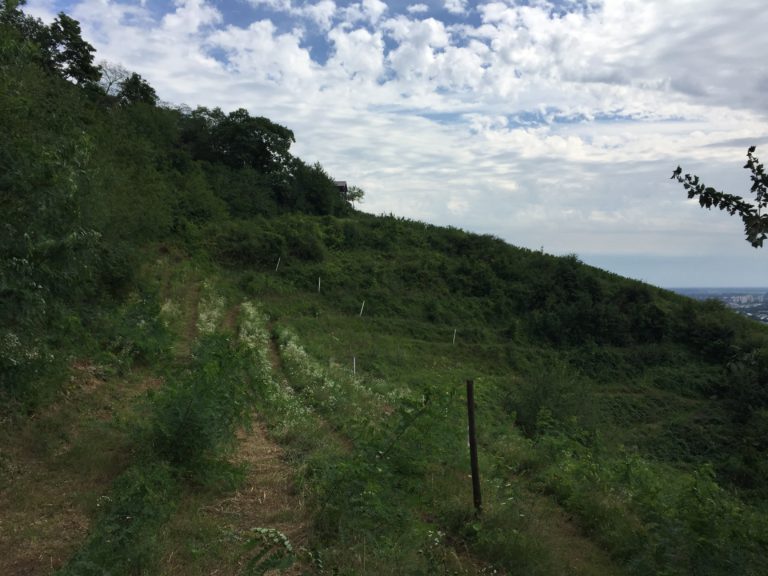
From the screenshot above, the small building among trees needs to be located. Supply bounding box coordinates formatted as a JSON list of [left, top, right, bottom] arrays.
[[334, 180, 348, 197]]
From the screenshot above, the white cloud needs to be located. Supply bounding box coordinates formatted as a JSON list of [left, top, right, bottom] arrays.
[[384, 16, 450, 83], [447, 197, 469, 215], [247, 0, 337, 31], [406, 3, 429, 14], [162, 0, 221, 33], [444, 0, 468, 15], [305, 1, 337, 30], [208, 21, 315, 85], [342, 0, 388, 25], [326, 26, 386, 81]]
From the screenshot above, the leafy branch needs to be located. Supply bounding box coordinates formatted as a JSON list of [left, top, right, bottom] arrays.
[[671, 146, 768, 247]]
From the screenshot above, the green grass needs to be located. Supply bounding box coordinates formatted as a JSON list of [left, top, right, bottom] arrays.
[[6, 235, 768, 576]]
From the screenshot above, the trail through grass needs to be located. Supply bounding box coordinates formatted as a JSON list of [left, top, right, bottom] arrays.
[[156, 300, 311, 575]]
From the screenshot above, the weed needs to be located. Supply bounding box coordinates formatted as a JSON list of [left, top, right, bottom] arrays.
[[146, 334, 259, 480], [59, 462, 179, 575], [242, 527, 296, 575]]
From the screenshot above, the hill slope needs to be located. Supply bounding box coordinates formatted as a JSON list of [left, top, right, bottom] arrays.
[[2, 4, 768, 574]]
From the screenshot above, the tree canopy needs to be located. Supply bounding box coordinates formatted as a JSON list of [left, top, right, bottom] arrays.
[[117, 72, 158, 106], [0, 0, 99, 85]]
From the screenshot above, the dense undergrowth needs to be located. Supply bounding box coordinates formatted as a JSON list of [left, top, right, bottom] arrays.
[[244, 262, 768, 575], [3, 2, 768, 574]]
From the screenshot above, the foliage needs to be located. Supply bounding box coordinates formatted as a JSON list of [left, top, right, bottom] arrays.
[[537, 438, 768, 575], [97, 59, 128, 95], [290, 160, 348, 215], [1, 0, 99, 85], [147, 334, 259, 478], [181, 106, 295, 175], [672, 146, 768, 247], [59, 462, 179, 575], [5, 3, 768, 574], [209, 220, 287, 267], [504, 361, 594, 437], [346, 184, 365, 204], [242, 528, 296, 575], [117, 72, 158, 106]]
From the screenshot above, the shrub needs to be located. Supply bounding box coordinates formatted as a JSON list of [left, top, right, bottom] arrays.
[[100, 290, 171, 370], [274, 217, 327, 262], [147, 334, 258, 478], [209, 220, 286, 267], [506, 362, 593, 437]]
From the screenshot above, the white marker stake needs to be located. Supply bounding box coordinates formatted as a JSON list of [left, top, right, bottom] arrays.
[[275, 256, 281, 271], [353, 356, 356, 374], [453, 329, 457, 345], [359, 300, 365, 316], [318, 277, 321, 293]]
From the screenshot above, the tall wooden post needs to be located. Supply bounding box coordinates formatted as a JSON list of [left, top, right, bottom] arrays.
[[466, 379, 482, 515]]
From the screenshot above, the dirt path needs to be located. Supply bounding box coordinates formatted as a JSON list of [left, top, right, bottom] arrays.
[[160, 305, 310, 575], [0, 462, 91, 575], [0, 262, 197, 575], [216, 308, 309, 571], [206, 421, 309, 575]]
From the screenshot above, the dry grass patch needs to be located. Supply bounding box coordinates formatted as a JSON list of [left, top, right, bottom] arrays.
[[159, 421, 310, 576], [0, 365, 163, 575]]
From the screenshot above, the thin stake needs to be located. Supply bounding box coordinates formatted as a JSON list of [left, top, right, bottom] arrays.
[[466, 379, 482, 515], [353, 356, 356, 374], [275, 256, 281, 272], [453, 329, 457, 345], [359, 300, 365, 316], [318, 276, 321, 292]]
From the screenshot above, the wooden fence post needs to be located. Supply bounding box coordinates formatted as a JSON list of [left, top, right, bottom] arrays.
[[466, 379, 482, 515]]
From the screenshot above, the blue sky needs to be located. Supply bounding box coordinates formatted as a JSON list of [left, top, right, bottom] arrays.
[[26, 0, 768, 286]]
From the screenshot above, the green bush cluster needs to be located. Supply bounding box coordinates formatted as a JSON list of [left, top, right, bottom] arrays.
[[1, 0, 356, 411], [536, 438, 768, 576], [147, 333, 259, 478]]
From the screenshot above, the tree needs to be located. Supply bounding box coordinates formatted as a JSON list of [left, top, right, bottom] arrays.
[[290, 160, 343, 215], [213, 108, 295, 174], [46, 13, 100, 84], [181, 106, 295, 175], [0, 1, 100, 85], [117, 72, 158, 106], [672, 146, 768, 247], [97, 60, 129, 96], [347, 185, 365, 205]]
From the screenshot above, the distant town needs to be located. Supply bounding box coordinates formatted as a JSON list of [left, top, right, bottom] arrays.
[[672, 288, 768, 324]]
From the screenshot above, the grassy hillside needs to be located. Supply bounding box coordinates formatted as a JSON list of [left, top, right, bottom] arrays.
[[3, 4, 768, 574]]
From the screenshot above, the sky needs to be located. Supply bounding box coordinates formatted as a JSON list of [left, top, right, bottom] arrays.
[[25, 0, 768, 287]]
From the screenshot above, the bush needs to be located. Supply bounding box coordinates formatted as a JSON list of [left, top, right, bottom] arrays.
[[209, 220, 286, 267], [96, 240, 137, 298], [147, 334, 258, 478], [274, 217, 327, 262], [100, 290, 171, 370], [506, 362, 594, 437]]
